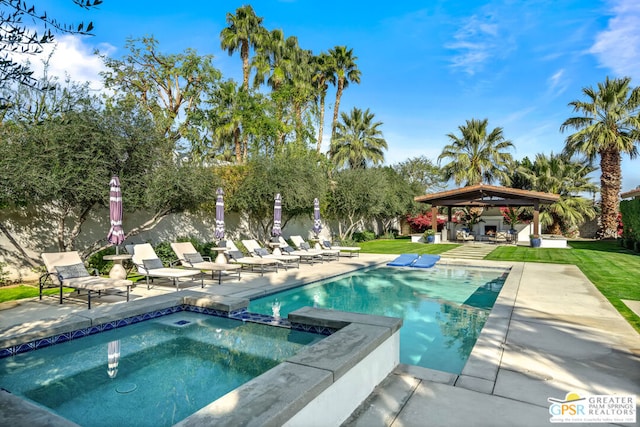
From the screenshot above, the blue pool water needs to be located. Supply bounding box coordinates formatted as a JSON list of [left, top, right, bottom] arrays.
[[249, 265, 507, 373], [0, 311, 323, 427]]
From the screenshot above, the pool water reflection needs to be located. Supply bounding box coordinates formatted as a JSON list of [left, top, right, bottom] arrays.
[[249, 265, 507, 373]]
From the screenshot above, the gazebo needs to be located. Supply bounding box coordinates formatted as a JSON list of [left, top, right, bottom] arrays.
[[414, 184, 560, 237]]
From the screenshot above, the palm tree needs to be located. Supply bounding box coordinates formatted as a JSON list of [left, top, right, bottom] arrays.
[[220, 5, 265, 92], [329, 107, 387, 169], [312, 52, 336, 152], [523, 153, 598, 235], [328, 46, 361, 140], [252, 29, 302, 146], [438, 118, 514, 186], [560, 76, 640, 239]]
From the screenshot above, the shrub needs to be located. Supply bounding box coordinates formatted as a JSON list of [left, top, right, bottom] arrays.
[[0, 262, 9, 286], [352, 230, 376, 242], [86, 247, 117, 275]]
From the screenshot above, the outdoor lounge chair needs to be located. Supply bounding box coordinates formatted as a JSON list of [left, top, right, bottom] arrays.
[[277, 236, 324, 265], [456, 230, 475, 242], [170, 242, 241, 285], [410, 254, 441, 269], [489, 231, 508, 244], [241, 239, 300, 269], [290, 235, 339, 261], [40, 251, 132, 309], [224, 241, 280, 275], [320, 240, 361, 257], [387, 253, 419, 267], [130, 243, 202, 291]]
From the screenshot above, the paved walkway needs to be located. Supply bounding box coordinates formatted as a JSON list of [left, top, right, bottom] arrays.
[[1, 255, 639, 427], [440, 241, 498, 259]]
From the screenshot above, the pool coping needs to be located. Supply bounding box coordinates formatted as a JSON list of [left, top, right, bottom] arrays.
[[0, 291, 403, 427]]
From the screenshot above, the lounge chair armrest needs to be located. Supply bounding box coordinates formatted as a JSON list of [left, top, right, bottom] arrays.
[[88, 267, 100, 276], [39, 271, 60, 287], [132, 261, 153, 275], [202, 256, 212, 262]]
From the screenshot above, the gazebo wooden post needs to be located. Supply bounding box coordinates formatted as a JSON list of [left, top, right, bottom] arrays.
[[533, 200, 540, 235], [431, 205, 438, 234]]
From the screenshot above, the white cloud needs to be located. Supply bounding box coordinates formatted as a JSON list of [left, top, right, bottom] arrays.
[[17, 34, 115, 91], [547, 68, 569, 97], [445, 14, 508, 76], [589, 0, 640, 80]]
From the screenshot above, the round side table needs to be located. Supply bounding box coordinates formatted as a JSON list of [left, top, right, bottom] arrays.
[[269, 242, 282, 256], [211, 247, 229, 264], [103, 254, 132, 280]]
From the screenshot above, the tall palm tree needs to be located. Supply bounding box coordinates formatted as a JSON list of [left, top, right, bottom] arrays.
[[328, 46, 361, 140], [560, 76, 640, 239], [438, 118, 514, 186], [523, 153, 598, 235], [312, 52, 336, 152], [220, 5, 264, 92], [252, 29, 301, 146], [329, 107, 387, 169], [210, 80, 244, 163]]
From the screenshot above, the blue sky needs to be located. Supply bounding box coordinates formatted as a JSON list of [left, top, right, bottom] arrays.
[[31, 0, 640, 192]]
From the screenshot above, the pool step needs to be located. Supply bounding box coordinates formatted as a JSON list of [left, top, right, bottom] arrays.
[[341, 371, 421, 426], [440, 243, 497, 260]]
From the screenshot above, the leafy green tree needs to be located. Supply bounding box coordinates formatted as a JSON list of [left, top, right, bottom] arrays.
[[393, 156, 447, 194], [220, 5, 265, 92], [329, 107, 387, 169], [376, 167, 419, 233], [560, 76, 640, 239], [100, 37, 221, 147], [520, 153, 598, 235], [225, 149, 328, 241], [0, 0, 100, 106], [328, 46, 361, 140], [438, 118, 514, 186], [325, 168, 386, 240], [0, 79, 217, 258]]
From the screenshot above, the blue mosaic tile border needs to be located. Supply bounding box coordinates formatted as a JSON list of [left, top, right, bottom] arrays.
[[0, 305, 332, 359], [1, 305, 180, 359], [290, 322, 337, 336], [228, 310, 292, 328]]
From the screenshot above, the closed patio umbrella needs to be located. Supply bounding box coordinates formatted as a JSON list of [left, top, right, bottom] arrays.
[[272, 193, 282, 237], [215, 188, 225, 240], [313, 198, 322, 236], [107, 176, 125, 254]]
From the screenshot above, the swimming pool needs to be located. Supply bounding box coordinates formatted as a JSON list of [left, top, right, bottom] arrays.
[[0, 311, 323, 427], [249, 265, 508, 373]]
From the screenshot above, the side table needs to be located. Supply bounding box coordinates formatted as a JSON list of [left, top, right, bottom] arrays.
[[269, 242, 282, 256], [103, 254, 133, 280], [211, 247, 229, 264]]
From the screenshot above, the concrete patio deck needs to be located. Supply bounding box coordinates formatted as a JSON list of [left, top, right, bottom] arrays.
[[1, 254, 638, 426]]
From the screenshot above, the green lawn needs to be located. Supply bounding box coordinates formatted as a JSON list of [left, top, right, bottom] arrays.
[[0, 285, 71, 303], [358, 238, 639, 332]]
